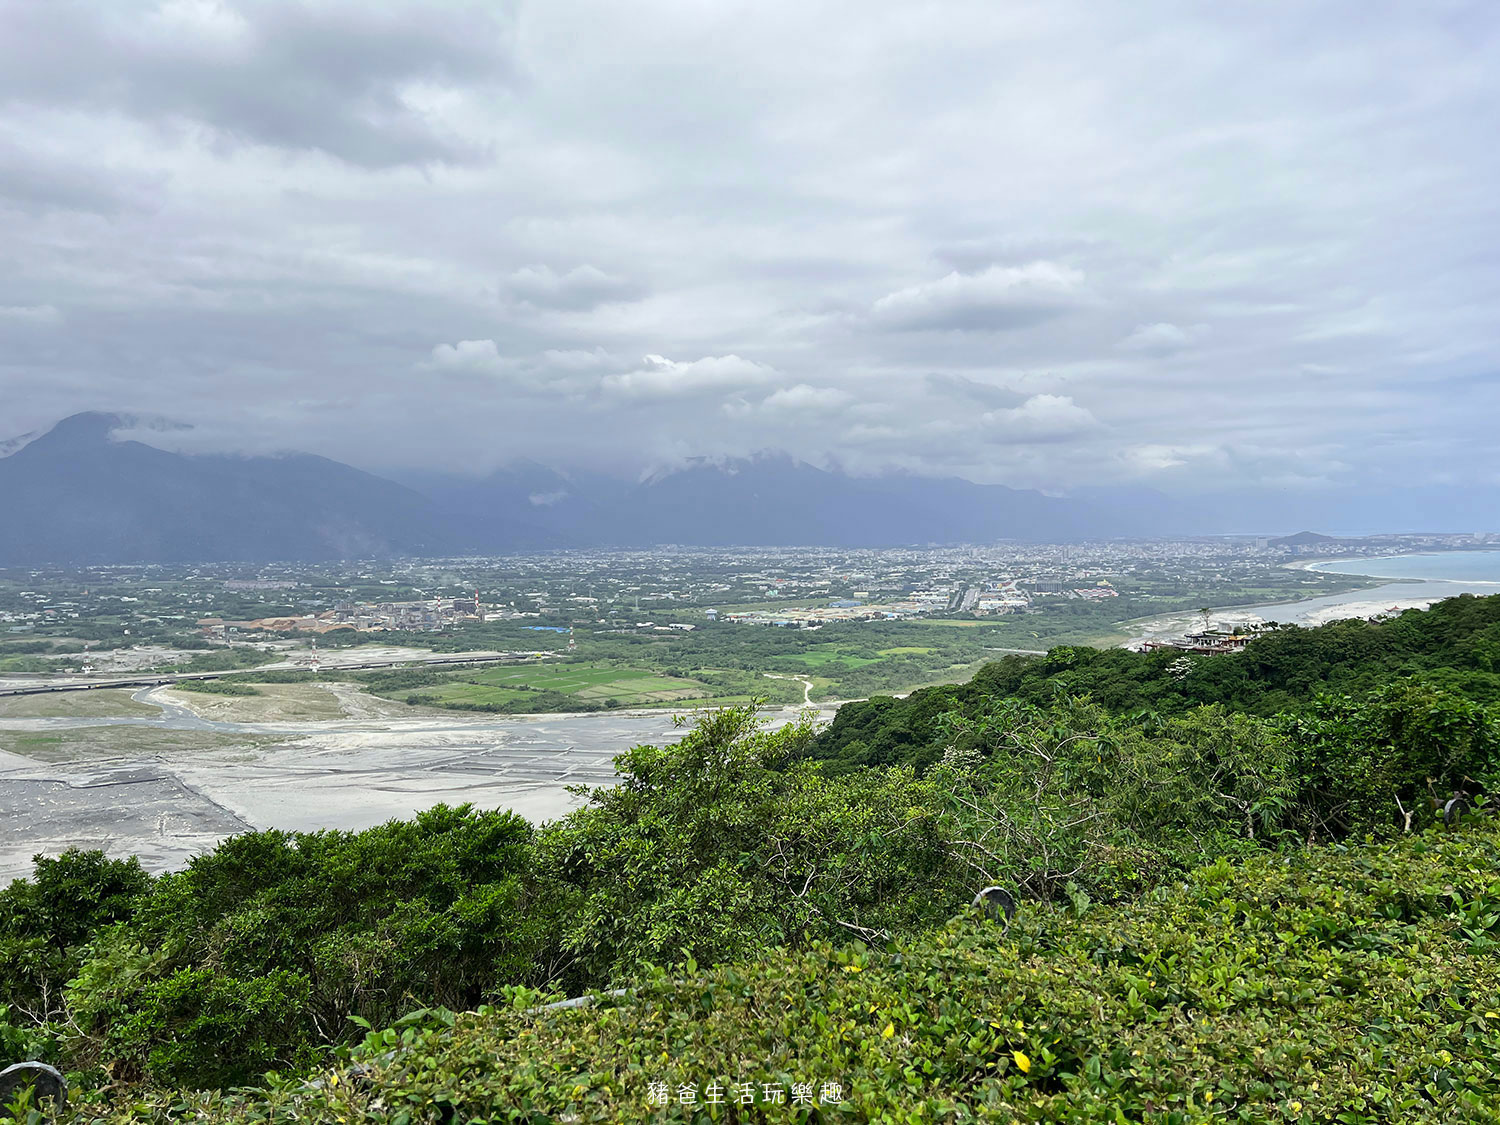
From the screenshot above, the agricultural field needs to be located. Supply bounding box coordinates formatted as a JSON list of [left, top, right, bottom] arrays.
[[366, 661, 727, 713], [772, 645, 882, 670]]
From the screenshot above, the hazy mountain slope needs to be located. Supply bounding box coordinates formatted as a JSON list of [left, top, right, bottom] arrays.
[[415, 454, 1143, 546], [19, 413, 1472, 561], [0, 413, 469, 563], [404, 461, 624, 547], [615, 456, 1075, 545]]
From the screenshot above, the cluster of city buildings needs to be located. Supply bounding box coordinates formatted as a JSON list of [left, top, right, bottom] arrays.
[[719, 578, 1047, 626], [195, 594, 509, 637]]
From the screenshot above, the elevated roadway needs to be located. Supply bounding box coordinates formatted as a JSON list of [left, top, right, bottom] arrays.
[[0, 651, 542, 699]]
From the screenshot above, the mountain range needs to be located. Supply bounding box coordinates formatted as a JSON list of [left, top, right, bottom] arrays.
[[0, 413, 458, 564], [0, 413, 1493, 563]]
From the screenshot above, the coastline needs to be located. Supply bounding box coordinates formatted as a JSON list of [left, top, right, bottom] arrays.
[[1125, 553, 1500, 648]]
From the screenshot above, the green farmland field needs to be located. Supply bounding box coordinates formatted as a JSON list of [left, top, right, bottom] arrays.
[[375, 662, 717, 711]]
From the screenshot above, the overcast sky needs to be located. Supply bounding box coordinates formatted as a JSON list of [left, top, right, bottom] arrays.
[[2, 0, 1498, 494]]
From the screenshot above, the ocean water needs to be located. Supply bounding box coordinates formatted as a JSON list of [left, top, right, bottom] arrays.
[[1128, 552, 1500, 645], [1312, 551, 1500, 583]]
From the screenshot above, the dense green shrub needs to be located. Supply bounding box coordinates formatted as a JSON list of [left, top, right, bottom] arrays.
[[0, 850, 150, 1024], [57, 821, 1499, 1124], [62, 806, 554, 1087], [1283, 680, 1500, 838], [538, 706, 969, 985], [172, 679, 260, 696]]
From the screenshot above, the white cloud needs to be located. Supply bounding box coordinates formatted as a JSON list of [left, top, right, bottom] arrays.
[[979, 394, 1100, 442], [758, 384, 853, 414], [427, 338, 504, 372], [0, 304, 62, 325], [536, 347, 616, 372], [1122, 443, 1208, 472], [870, 263, 1086, 332], [423, 342, 620, 396], [601, 354, 776, 400], [1118, 322, 1208, 354]]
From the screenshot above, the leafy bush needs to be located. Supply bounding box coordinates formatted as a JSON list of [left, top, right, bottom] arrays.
[[0, 850, 150, 1024], [61, 820, 1499, 1124], [171, 679, 260, 696], [62, 806, 553, 1088], [1283, 680, 1499, 838], [538, 706, 968, 985]]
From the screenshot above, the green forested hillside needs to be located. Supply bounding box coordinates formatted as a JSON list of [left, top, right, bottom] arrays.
[[813, 592, 1500, 772], [3, 597, 1499, 1121]]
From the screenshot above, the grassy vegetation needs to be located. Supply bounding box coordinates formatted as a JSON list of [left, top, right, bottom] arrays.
[[172, 679, 260, 696], [0, 655, 68, 674], [34, 820, 1500, 1124], [775, 646, 882, 670], [0, 690, 159, 719], [366, 662, 720, 712], [159, 682, 352, 722]]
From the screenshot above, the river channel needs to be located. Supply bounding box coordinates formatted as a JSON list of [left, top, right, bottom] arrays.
[[0, 687, 827, 881]]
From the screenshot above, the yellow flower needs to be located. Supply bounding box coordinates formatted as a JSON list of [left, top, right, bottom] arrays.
[[1012, 1050, 1031, 1073], [843, 964, 862, 972], [1204, 1090, 1213, 1103], [1290, 1101, 1302, 1113], [882, 1023, 895, 1038]]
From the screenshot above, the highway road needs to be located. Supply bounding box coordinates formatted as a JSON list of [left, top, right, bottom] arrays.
[[0, 650, 546, 698]]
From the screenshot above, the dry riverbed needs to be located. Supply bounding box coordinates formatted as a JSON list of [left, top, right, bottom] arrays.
[[0, 681, 829, 882]]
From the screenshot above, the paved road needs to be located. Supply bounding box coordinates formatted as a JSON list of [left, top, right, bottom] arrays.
[[0, 650, 546, 698]]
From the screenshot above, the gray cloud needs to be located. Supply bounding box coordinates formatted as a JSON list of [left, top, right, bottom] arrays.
[[2, 0, 1499, 506], [0, 304, 62, 325], [869, 263, 1088, 332], [0, 0, 516, 167], [505, 265, 643, 310]]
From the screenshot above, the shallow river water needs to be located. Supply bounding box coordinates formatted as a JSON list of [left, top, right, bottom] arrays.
[[0, 687, 825, 880]]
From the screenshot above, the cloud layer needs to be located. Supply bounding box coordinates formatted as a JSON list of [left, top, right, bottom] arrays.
[[2, 0, 1498, 501]]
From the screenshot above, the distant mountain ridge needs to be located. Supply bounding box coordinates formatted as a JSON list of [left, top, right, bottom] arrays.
[[3, 413, 1495, 563], [0, 413, 474, 564], [406, 452, 1150, 548], [0, 415, 1139, 562]]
